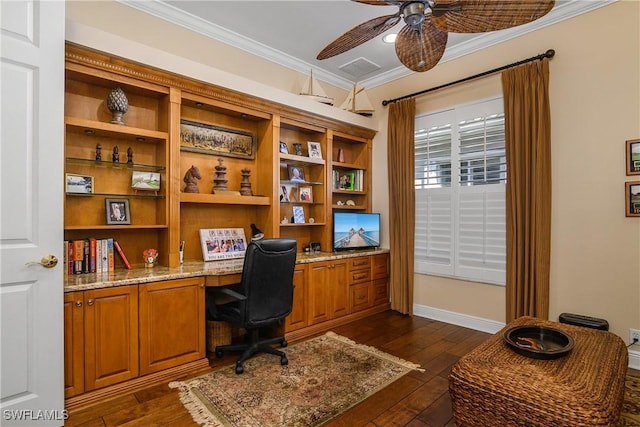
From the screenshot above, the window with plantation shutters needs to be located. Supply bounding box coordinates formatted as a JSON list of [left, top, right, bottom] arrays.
[[414, 97, 506, 286]]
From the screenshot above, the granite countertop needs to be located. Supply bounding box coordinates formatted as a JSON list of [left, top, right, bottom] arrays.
[[64, 249, 389, 292]]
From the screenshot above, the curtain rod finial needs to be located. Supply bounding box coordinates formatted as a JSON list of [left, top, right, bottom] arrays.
[[545, 49, 555, 58]]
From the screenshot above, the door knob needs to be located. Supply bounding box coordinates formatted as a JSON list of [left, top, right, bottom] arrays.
[[25, 255, 58, 268]]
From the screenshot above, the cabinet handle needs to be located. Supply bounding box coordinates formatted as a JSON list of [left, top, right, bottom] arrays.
[[87, 299, 94, 306], [75, 301, 82, 307]]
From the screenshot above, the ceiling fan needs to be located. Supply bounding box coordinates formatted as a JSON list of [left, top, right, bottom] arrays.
[[317, 0, 555, 72]]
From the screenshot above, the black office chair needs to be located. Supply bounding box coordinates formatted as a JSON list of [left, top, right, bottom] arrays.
[[206, 238, 297, 374]]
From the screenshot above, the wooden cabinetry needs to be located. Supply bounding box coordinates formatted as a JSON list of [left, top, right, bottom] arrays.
[[349, 256, 373, 312], [139, 278, 205, 375], [64, 286, 138, 398], [284, 264, 308, 332], [307, 259, 349, 324]]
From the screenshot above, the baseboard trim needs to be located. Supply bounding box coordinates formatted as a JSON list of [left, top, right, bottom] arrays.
[[413, 304, 639, 369], [413, 304, 505, 334]]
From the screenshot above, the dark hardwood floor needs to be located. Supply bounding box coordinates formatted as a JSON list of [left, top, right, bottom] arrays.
[[65, 311, 493, 427]]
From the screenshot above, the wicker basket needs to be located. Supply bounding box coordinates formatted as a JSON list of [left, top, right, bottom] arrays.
[[206, 320, 245, 354], [449, 316, 628, 427]]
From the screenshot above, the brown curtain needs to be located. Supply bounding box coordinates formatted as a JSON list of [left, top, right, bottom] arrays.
[[502, 59, 552, 322], [387, 98, 416, 315]]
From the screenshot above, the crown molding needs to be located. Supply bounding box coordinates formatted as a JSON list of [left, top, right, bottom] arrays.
[[119, 0, 616, 90]]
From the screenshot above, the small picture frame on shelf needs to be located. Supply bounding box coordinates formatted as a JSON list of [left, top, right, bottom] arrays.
[[299, 186, 313, 203], [66, 173, 94, 194], [339, 171, 355, 190], [105, 198, 131, 225], [626, 181, 640, 217], [131, 171, 161, 191], [626, 139, 640, 176], [199, 228, 247, 261], [279, 141, 289, 154], [280, 185, 290, 202], [308, 141, 322, 159], [288, 166, 305, 182], [292, 205, 305, 224]]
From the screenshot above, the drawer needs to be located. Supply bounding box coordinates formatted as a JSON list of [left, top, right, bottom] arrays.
[[350, 282, 372, 312], [372, 278, 389, 305], [349, 257, 371, 270], [372, 254, 389, 280], [349, 268, 371, 284]]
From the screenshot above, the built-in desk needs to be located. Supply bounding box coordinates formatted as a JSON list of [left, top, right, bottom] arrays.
[[63, 249, 390, 411]]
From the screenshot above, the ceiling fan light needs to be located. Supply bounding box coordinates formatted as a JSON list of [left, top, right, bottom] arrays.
[[402, 2, 426, 28], [382, 33, 397, 44]]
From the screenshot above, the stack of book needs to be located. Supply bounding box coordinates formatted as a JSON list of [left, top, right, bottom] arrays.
[[63, 238, 131, 275]]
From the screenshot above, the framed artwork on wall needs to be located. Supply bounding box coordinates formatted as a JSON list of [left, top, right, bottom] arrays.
[[626, 139, 640, 176], [625, 181, 640, 217], [179, 119, 255, 159]]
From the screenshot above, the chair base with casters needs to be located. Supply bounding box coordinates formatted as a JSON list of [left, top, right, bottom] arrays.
[[215, 328, 288, 374]]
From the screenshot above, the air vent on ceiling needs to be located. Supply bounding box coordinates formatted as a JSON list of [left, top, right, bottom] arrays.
[[338, 57, 381, 79]]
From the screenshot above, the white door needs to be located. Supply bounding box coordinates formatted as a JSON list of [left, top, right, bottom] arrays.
[[1, 1, 65, 425]]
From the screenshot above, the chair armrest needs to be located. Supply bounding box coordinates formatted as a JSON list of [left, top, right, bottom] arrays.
[[214, 287, 247, 301]]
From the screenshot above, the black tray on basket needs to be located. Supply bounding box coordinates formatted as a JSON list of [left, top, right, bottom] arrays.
[[503, 325, 575, 359]]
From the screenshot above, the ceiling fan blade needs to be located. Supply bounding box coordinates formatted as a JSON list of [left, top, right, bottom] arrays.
[[395, 17, 448, 72], [431, 0, 555, 33], [317, 14, 401, 60]]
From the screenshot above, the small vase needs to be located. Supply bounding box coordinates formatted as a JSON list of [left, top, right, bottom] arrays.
[[106, 86, 129, 125], [144, 262, 155, 268]]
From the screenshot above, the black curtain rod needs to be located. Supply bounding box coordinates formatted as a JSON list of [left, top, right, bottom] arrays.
[[381, 49, 555, 106]]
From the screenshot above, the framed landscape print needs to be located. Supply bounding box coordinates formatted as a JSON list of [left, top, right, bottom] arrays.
[[131, 171, 161, 191], [180, 119, 255, 159], [626, 181, 640, 217], [626, 139, 640, 176], [66, 173, 94, 194]]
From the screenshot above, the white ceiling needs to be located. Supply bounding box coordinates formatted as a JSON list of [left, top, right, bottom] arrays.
[[120, 0, 612, 90]]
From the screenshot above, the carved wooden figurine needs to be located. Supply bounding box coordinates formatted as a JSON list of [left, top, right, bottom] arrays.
[[112, 146, 119, 163], [183, 165, 202, 193]]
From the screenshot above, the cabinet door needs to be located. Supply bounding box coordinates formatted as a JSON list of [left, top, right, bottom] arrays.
[[331, 260, 349, 319], [139, 278, 205, 375], [83, 286, 138, 391], [64, 292, 84, 398], [307, 262, 331, 324], [285, 264, 308, 332]]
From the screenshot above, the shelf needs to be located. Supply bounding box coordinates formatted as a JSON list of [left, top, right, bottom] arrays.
[[333, 162, 366, 171], [280, 222, 326, 227], [180, 193, 271, 205], [281, 180, 323, 186], [65, 224, 168, 231], [279, 153, 325, 166], [66, 192, 165, 199], [333, 204, 367, 210], [66, 157, 165, 171], [333, 189, 366, 195], [65, 116, 168, 143]]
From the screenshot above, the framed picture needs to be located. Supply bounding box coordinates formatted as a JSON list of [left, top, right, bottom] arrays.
[[66, 173, 94, 194], [288, 166, 305, 182], [292, 205, 305, 224], [179, 119, 255, 159], [199, 228, 247, 261], [131, 171, 161, 191], [308, 141, 322, 159], [279, 141, 289, 154], [339, 171, 355, 190], [626, 139, 640, 176], [626, 181, 640, 217], [105, 198, 131, 225], [299, 186, 313, 203]]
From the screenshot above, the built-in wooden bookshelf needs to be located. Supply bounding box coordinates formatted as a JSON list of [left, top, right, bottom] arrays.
[[64, 42, 376, 268]]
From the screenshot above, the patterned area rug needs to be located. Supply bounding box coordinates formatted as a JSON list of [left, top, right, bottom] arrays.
[[620, 375, 640, 426], [170, 331, 422, 427]]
